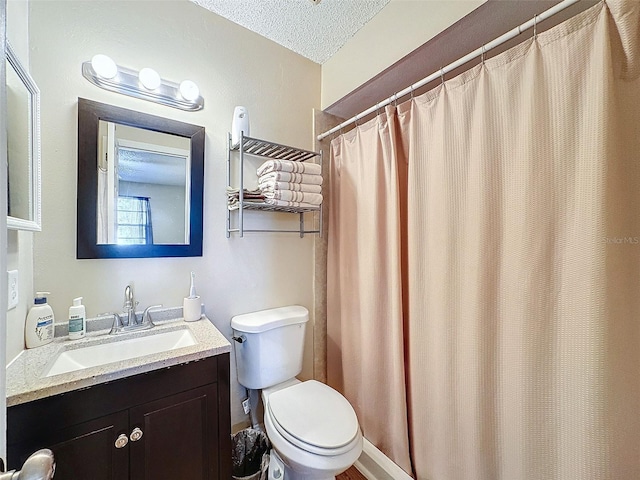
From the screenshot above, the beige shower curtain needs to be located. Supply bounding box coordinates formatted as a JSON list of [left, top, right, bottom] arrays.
[[327, 107, 412, 474], [328, 1, 640, 479]]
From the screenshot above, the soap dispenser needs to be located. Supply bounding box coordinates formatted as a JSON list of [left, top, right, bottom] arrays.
[[25, 292, 55, 348], [68, 297, 86, 340]]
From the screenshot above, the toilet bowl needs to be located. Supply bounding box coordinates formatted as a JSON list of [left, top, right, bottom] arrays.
[[262, 379, 363, 480], [231, 306, 363, 479]]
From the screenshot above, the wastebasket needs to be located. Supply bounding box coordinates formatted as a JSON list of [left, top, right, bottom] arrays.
[[232, 428, 271, 480]]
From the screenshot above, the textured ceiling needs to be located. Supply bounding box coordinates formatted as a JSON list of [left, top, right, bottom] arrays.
[[190, 0, 391, 64]]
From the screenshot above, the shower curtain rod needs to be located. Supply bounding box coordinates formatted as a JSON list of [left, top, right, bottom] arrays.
[[317, 0, 582, 141]]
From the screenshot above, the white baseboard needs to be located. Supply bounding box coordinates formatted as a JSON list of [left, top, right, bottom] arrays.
[[353, 439, 413, 480]]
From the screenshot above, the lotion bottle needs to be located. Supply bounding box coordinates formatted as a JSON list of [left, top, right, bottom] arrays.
[[68, 297, 86, 340], [25, 292, 55, 348]]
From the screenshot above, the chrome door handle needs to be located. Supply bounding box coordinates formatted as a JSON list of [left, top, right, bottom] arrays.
[[115, 433, 129, 449], [130, 427, 144, 442]]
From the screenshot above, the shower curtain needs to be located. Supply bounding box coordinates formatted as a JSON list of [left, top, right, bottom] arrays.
[[327, 106, 412, 474], [327, 1, 640, 479]]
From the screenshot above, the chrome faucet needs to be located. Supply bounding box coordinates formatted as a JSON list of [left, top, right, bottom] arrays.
[[123, 285, 138, 326], [109, 284, 162, 335]]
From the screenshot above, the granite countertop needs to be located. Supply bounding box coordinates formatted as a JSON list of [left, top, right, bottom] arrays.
[[7, 307, 231, 407]]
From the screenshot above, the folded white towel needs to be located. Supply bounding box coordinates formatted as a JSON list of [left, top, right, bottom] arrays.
[[259, 181, 322, 194], [226, 186, 265, 203], [227, 197, 265, 210], [257, 159, 322, 176], [264, 198, 319, 209], [263, 190, 323, 205], [226, 186, 263, 196], [258, 171, 323, 185]]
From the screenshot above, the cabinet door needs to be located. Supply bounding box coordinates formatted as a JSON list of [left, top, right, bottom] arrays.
[[9, 410, 129, 480], [129, 384, 219, 480]]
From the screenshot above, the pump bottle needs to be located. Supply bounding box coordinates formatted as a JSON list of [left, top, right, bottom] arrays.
[[25, 292, 55, 348], [68, 297, 86, 340]]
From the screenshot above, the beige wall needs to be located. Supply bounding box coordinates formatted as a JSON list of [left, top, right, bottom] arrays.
[[27, 0, 320, 428], [7, 0, 28, 60], [6, 0, 35, 366], [321, 0, 484, 109]]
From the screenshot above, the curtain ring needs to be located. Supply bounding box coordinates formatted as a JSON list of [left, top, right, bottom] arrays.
[[376, 103, 381, 117], [393, 93, 398, 107], [481, 45, 486, 66], [533, 14, 538, 40], [440, 68, 445, 86], [354, 114, 359, 126], [410, 85, 414, 99]]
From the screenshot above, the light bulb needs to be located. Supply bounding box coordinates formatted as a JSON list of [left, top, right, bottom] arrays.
[[139, 68, 162, 90], [179, 80, 199, 101], [91, 54, 117, 79]]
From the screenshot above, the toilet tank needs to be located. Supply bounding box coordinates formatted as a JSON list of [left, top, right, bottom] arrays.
[[231, 305, 308, 390]]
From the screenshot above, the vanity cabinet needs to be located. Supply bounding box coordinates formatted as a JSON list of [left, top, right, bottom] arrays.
[[7, 354, 231, 480]]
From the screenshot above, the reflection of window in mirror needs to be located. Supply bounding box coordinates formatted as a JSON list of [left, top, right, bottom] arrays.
[[96, 121, 191, 245], [117, 196, 152, 244], [6, 53, 31, 220]]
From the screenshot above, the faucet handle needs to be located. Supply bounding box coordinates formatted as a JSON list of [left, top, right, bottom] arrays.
[[142, 304, 163, 325], [107, 312, 124, 335]]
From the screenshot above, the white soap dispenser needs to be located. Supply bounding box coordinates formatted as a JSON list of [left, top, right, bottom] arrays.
[[68, 297, 86, 340], [25, 292, 55, 348]]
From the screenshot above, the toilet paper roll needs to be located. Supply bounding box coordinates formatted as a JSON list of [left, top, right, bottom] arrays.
[[183, 296, 202, 322]]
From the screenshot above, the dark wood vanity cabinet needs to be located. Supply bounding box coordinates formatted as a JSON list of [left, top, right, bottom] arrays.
[[129, 384, 220, 480], [7, 354, 231, 480]]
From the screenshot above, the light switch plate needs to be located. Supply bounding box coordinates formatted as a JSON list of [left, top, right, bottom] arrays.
[[7, 270, 18, 310]]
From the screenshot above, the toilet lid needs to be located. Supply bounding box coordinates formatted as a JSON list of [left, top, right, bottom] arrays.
[[267, 380, 359, 451]]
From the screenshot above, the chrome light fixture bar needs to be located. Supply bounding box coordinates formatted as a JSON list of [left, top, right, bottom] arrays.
[[82, 55, 204, 112]]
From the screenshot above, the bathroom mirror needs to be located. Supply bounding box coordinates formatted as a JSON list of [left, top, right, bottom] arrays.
[[77, 98, 204, 258], [6, 42, 41, 231]]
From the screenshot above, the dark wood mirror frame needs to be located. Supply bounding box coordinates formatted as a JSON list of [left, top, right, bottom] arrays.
[[77, 98, 204, 258]]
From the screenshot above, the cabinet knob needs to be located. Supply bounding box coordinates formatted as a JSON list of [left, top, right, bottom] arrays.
[[115, 434, 129, 449], [130, 427, 144, 442]]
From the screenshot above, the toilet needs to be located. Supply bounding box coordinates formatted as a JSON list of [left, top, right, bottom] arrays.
[[231, 305, 363, 480]]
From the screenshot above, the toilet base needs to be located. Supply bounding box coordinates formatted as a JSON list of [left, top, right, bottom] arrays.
[[268, 449, 336, 480], [261, 380, 363, 480]]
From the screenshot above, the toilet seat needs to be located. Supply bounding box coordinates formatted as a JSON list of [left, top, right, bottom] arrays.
[[267, 380, 360, 456]]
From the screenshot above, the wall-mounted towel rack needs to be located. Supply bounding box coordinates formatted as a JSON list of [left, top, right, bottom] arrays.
[[226, 133, 323, 238]]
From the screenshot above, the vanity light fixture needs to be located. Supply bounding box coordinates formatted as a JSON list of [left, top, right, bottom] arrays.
[[82, 56, 204, 111], [138, 67, 162, 90], [91, 54, 118, 79], [179, 80, 200, 102]]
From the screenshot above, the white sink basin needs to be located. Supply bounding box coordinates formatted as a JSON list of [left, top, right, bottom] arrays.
[[44, 328, 197, 377]]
